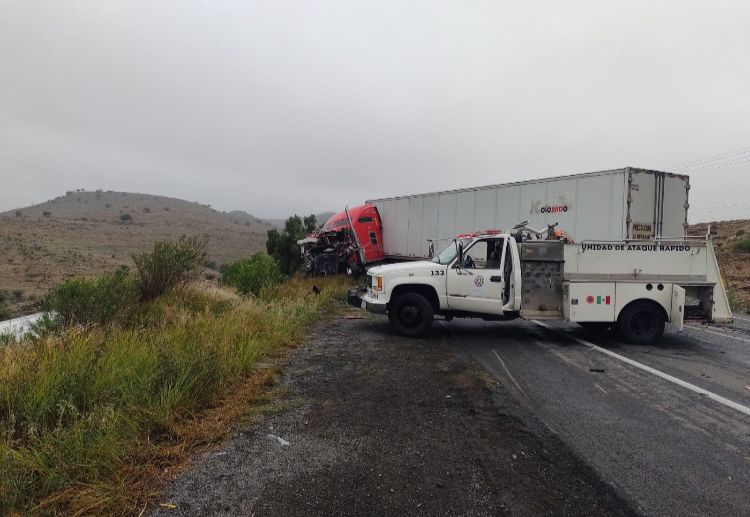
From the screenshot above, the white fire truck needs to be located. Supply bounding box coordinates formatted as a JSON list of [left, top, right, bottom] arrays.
[[348, 224, 732, 344]]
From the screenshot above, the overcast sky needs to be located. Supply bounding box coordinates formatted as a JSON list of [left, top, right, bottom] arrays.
[[1, 0, 749, 222]]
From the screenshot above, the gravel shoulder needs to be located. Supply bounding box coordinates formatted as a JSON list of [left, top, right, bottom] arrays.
[[153, 312, 637, 516]]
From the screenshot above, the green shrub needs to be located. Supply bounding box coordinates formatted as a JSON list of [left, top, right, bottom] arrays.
[[221, 253, 282, 296], [42, 267, 137, 327], [119, 213, 133, 222], [732, 237, 750, 253], [132, 235, 208, 301], [727, 288, 739, 313], [266, 215, 318, 275]]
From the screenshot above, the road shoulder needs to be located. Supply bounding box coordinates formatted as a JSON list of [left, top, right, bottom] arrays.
[[154, 314, 637, 516]]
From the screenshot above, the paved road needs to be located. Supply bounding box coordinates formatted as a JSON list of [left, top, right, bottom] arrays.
[[444, 317, 750, 517]]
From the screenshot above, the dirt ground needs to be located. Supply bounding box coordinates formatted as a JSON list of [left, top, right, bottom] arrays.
[[0, 191, 269, 314], [689, 220, 750, 311], [152, 313, 636, 517]]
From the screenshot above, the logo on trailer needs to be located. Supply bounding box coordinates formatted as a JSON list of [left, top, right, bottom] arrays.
[[586, 295, 611, 305], [474, 275, 484, 288], [531, 200, 571, 215]]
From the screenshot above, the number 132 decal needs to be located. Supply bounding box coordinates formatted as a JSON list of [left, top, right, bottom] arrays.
[[430, 270, 445, 276]]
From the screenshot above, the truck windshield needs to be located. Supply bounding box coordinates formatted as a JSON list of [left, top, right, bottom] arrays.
[[431, 239, 471, 265]]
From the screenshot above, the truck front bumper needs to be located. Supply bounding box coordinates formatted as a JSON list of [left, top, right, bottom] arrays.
[[347, 289, 387, 314]]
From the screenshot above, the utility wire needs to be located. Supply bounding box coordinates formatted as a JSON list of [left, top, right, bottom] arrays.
[[673, 146, 750, 169]]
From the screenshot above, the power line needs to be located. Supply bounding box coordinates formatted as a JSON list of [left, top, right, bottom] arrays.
[[673, 146, 750, 172], [683, 160, 750, 176]]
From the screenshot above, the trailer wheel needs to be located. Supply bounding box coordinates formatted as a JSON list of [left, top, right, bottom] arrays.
[[388, 292, 434, 338], [615, 301, 665, 345]]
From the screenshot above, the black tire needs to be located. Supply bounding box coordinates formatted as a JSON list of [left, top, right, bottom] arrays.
[[388, 292, 434, 337], [578, 322, 611, 332], [615, 301, 665, 345]]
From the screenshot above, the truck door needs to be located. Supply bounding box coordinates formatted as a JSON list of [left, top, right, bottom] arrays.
[[446, 237, 506, 315]]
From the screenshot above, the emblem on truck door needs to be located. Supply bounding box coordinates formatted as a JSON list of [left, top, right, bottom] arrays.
[[474, 275, 485, 287]]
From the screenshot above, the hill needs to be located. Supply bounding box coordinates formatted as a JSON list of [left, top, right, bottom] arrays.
[[688, 219, 750, 312], [0, 190, 273, 311]]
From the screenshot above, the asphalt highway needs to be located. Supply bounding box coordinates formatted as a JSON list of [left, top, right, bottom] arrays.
[[443, 316, 750, 517]]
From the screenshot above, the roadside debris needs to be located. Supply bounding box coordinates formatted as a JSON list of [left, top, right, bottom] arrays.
[[267, 434, 290, 447], [159, 503, 177, 510], [589, 368, 606, 373]]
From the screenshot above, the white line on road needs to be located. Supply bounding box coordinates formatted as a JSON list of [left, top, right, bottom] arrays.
[[732, 314, 750, 323], [684, 324, 750, 344], [491, 349, 529, 399], [532, 321, 750, 419]]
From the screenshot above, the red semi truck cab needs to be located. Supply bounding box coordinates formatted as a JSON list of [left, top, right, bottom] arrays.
[[321, 204, 385, 264], [299, 204, 385, 275]]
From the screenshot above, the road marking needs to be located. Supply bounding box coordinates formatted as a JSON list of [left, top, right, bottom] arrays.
[[684, 324, 750, 344], [732, 314, 750, 323], [491, 349, 529, 399], [532, 321, 750, 419], [594, 383, 608, 394]]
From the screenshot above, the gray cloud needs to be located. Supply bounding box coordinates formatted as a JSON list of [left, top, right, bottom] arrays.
[[1, 0, 749, 221]]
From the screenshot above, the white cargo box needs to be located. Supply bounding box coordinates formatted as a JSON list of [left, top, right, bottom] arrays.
[[367, 168, 689, 259]]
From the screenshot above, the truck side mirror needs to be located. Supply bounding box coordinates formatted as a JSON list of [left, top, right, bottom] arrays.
[[457, 242, 464, 267]]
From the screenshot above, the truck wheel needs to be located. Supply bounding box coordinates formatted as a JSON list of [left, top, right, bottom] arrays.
[[346, 264, 361, 277], [615, 301, 665, 345], [388, 292, 434, 337]]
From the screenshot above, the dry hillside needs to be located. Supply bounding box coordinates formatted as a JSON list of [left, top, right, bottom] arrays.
[[689, 219, 750, 312], [0, 190, 273, 312]]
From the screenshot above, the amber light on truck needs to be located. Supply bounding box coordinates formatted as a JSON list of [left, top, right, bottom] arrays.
[[373, 276, 383, 291]]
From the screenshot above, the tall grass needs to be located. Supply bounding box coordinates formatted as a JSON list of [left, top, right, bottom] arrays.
[[0, 276, 349, 515]]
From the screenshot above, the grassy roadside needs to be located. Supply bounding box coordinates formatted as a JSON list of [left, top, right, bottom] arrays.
[[0, 276, 349, 515]]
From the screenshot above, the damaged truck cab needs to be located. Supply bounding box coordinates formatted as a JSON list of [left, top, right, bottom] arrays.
[[351, 232, 732, 345], [299, 205, 385, 276]]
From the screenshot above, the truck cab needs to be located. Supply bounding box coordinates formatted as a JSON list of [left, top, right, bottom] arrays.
[[352, 232, 732, 345]]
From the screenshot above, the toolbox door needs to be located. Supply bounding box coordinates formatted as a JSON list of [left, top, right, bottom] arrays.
[[670, 285, 685, 331]]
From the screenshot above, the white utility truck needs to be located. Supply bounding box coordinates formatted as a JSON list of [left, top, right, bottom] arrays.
[[349, 224, 732, 344]]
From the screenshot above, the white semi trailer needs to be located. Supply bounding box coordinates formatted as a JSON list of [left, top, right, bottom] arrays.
[[368, 167, 690, 260]]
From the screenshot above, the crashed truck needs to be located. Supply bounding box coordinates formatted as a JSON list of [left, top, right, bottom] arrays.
[[300, 167, 692, 275], [298, 205, 385, 276]]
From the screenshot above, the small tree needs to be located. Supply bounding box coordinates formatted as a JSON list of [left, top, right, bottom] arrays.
[[15, 210, 21, 217], [42, 211, 51, 218], [120, 213, 133, 222], [266, 214, 318, 275], [131, 235, 208, 301]]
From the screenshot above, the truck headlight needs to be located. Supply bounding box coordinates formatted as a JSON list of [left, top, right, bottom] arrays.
[[373, 276, 383, 291]]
